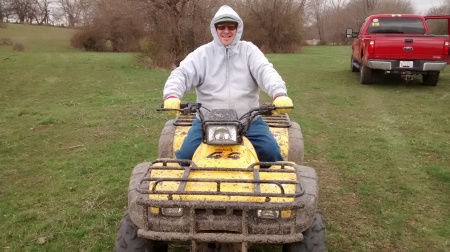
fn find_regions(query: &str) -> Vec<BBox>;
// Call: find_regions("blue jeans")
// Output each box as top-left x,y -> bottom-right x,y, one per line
175,117 -> 283,162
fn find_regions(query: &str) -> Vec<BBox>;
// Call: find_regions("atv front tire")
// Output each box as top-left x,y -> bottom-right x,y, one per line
114,210 -> 168,252
282,212 -> 327,252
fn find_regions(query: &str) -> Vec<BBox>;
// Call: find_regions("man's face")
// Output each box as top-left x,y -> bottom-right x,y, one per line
215,22 -> 237,46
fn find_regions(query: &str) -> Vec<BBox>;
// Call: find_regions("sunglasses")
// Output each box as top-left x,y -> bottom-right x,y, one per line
216,25 -> 237,31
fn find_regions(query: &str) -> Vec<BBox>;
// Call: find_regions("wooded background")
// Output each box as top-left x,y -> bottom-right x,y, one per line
1,0 -> 449,68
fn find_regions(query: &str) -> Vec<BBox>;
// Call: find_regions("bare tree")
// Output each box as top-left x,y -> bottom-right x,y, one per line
372,0 -> 413,14
425,0 -> 450,35
0,0 -> 5,22
139,0 -> 220,67
0,0 -> 15,23
326,0 -> 351,44
344,0 -> 382,28
32,0 -> 51,24
426,0 -> 450,16
307,0 -> 328,44
7,0 -> 34,23
58,0 -> 91,27
304,0 -> 416,45
242,0 -> 306,52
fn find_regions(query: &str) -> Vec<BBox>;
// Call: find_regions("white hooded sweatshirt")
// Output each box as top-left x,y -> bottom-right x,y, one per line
163,5 -> 288,118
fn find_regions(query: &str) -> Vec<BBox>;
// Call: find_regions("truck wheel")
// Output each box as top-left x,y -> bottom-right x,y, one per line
360,64 -> 372,84
350,56 -> 358,72
114,211 -> 168,252
422,72 -> 439,86
282,212 -> 327,252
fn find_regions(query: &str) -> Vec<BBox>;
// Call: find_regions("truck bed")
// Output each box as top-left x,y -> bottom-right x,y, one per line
368,34 -> 449,60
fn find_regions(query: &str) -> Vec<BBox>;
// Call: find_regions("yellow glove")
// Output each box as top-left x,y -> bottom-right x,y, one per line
163,97 -> 181,115
273,96 -> 293,114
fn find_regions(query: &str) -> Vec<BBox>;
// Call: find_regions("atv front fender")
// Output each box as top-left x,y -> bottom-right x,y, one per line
128,162 -> 151,229
295,165 -> 319,232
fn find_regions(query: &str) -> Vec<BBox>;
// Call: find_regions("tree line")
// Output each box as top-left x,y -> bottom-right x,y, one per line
0,0 -> 92,26
1,0 -> 449,68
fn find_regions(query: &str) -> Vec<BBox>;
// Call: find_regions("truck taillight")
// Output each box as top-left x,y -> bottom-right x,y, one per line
444,41 -> 449,55
369,41 -> 375,54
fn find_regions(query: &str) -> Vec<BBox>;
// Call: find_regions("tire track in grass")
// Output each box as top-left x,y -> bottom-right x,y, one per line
304,85 -> 448,251
306,139 -> 384,251
353,87 -> 449,251
301,87 -> 387,251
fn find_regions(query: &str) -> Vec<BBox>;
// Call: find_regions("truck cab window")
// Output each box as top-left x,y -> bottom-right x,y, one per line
367,17 -> 425,34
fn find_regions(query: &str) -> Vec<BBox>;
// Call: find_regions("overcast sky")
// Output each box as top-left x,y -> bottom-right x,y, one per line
410,0 -> 446,14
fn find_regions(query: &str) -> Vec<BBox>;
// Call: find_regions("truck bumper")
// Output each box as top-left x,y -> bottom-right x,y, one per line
367,60 -> 447,72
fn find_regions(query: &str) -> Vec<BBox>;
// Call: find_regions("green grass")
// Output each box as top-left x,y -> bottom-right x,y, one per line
1,23 -> 450,251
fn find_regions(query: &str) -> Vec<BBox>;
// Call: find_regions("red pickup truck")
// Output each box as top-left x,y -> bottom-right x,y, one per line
346,14 -> 450,86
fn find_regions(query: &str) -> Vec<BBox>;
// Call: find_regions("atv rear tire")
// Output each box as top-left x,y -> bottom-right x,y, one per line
288,122 -> 304,165
158,119 -> 176,158
114,210 -> 168,252
282,212 -> 327,252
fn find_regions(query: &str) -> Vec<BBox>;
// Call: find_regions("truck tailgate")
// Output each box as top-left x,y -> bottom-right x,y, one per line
371,35 -> 448,60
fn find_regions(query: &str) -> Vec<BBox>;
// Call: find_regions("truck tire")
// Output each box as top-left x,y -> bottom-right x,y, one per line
158,120 -> 176,158
282,212 -> 327,252
350,56 -> 358,72
360,63 -> 373,84
114,210 -> 168,252
422,72 -> 439,86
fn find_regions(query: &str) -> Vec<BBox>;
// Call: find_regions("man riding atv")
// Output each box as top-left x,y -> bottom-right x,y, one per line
163,4 -> 294,164
113,5 -> 327,252
114,102 -> 327,252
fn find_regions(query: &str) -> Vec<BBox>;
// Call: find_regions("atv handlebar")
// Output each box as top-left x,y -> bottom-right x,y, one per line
158,102 -> 293,128
158,102 -> 293,135
157,102 -> 203,115
158,102 -> 293,117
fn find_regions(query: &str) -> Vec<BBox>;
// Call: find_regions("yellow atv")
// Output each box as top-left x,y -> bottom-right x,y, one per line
114,102 -> 327,252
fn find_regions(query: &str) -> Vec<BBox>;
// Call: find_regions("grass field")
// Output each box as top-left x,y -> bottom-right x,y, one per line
1,23 -> 449,251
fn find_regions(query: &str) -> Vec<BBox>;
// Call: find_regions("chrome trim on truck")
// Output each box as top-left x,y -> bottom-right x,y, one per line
423,62 -> 447,71
368,61 -> 392,70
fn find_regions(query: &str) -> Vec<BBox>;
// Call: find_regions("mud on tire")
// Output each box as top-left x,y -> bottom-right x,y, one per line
288,122 -> 304,165
282,212 -> 327,252
158,119 -> 176,158
114,210 -> 168,252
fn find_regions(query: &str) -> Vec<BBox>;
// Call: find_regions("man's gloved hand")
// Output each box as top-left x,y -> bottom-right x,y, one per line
273,95 -> 293,114
163,96 -> 181,115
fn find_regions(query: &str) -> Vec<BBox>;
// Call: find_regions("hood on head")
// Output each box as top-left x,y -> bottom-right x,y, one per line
210,5 -> 243,47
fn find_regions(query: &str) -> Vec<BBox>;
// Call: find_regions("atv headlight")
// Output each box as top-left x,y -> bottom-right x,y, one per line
257,209 -> 280,219
161,208 -> 184,217
206,125 -> 238,145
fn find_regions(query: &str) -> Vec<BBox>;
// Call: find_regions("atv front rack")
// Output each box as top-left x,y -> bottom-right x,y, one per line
136,159 -> 305,201
134,159 -> 318,250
